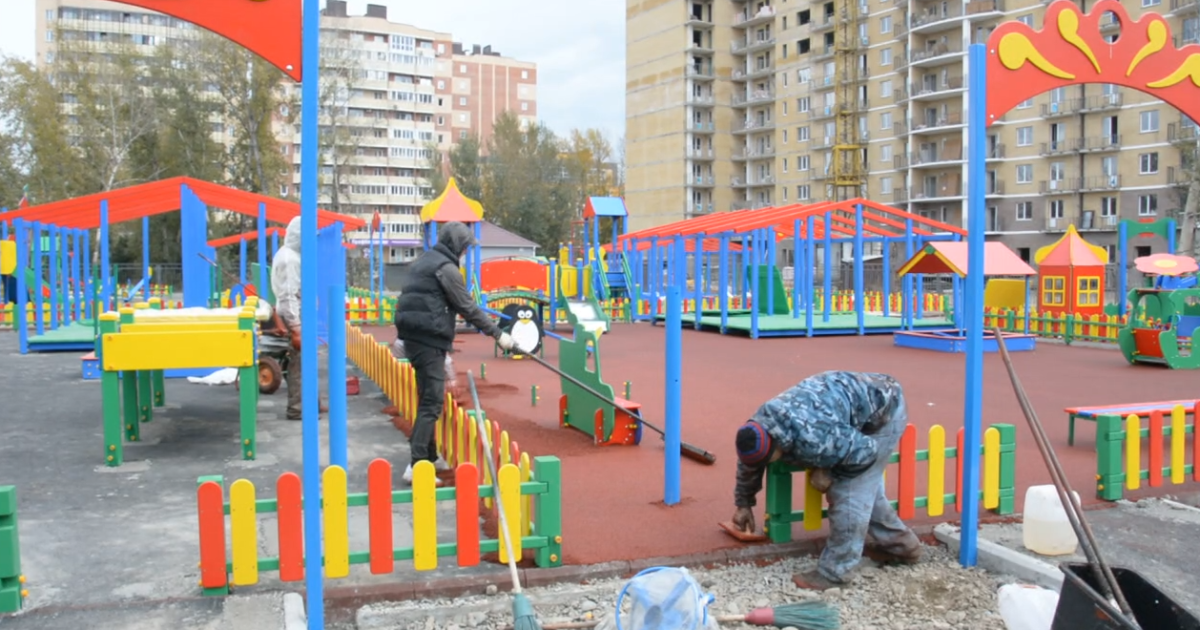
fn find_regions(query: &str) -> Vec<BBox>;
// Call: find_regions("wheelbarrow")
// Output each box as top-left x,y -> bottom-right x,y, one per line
236,306 -> 292,395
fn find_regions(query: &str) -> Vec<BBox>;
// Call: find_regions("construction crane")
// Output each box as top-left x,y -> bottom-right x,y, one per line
831,0 -> 866,201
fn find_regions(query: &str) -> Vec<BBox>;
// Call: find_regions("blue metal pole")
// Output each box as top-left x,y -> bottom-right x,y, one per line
792,219 -> 801,320
548,258 -> 557,328
143,215 -> 151,301
1118,222 -> 1128,317
83,228 -> 91,320
300,0 -> 324,625
882,237 -> 892,318
258,203 -> 267,295
692,234 -> 703,329
71,230 -> 81,322
32,223 -> 44,336
368,221 -> 375,297
15,219 -> 27,354
719,233 -> 729,332
1167,218 -> 1177,253
750,229 -> 760,338
767,229 -> 776,316
959,43 -> 988,568
48,225 -> 58,330
100,202 -> 111,314
805,215 -> 815,336
854,204 -> 865,335
59,227 -> 69,324
664,282 -> 682,506
1023,276 -> 1031,333
239,237 -> 248,291
329,283 -> 347,469
822,213 -> 832,322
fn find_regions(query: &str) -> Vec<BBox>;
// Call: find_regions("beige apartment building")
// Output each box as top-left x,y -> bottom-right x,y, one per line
626,0 -> 1198,267
34,0 -> 537,262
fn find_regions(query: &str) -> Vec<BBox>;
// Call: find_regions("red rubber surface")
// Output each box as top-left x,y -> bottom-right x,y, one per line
362,325 -> 1199,566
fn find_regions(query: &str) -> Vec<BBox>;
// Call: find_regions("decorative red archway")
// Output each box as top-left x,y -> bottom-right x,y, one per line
986,0 -> 1200,125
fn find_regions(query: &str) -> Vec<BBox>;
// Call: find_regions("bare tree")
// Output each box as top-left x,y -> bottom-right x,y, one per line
316,33 -> 364,215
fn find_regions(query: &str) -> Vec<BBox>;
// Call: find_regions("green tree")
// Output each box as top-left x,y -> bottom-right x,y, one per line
482,111 -> 573,253
423,133 -> 484,202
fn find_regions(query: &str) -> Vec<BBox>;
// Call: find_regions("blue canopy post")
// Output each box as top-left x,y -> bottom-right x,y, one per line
719,233 -> 730,333
792,218 -> 802,320
692,233 -> 703,329
72,230 -> 82,322
59,226 -> 70,324
882,235 -> 892,319
822,211 -> 833,323
766,227 -> 777,317
258,202 -> 268,296
14,219 -> 28,353
143,215 -> 152,302
48,225 -> 59,330
805,215 -> 816,336
32,222 -> 44,336
82,227 -> 91,320
853,203 -> 865,336
903,218 -> 915,330
750,228 -> 761,339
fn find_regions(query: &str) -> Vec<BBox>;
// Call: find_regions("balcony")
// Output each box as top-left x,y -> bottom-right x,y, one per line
909,4 -> 964,34
688,39 -> 715,55
732,146 -> 777,160
734,5 -> 776,28
687,147 -> 715,160
731,175 -> 776,187
1041,99 -> 1081,118
1039,178 -> 1080,194
909,148 -> 964,167
910,111 -> 965,134
910,44 -> 966,68
733,89 -> 775,107
1044,216 -> 1069,232
812,13 -> 836,33
734,63 -> 776,80
685,12 -> 713,28
690,121 -> 715,133
910,182 -> 964,201
966,0 -> 1005,19
689,175 -> 716,187
1176,32 -> 1200,47
1168,121 -> 1199,142
814,135 -> 836,149
687,203 -> 715,216
815,68 -> 870,90
1039,138 -> 1082,156
734,119 -> 775,134
1080,174 -> 1122,191
1080,92 -> 1123,112
987,180 -> 1006,195
687,93 -> 716,107
894,87 -> 910,102
892,189 -> 909,203
686,65 -> 715,79
1077,211 -> 1120,231
732,36 -> 776,54
909,75 -> 965,100
986,143 -> 1006,160
1100,13 -> 1120,33
813,45 -> 836,63
1171,0 -> 1200,13
1080,135 -> 1121,152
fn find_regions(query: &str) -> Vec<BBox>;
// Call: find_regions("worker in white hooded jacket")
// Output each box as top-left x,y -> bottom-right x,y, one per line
271,217 -> 327,420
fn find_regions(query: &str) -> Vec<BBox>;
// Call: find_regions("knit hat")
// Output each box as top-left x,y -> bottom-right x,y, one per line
736,421 -> 773,466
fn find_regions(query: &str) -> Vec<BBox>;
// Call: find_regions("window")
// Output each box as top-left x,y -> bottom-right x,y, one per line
1017,98 -> 1033,109
881,112 -> 892,130
881,48 -> 892,66
798,68 -> 811,83
1042,276 -> 1065,307
783,129 -> 789,143
1138,194 -> 1158,216
1140,110 -> 1159,133
880,16 -> 892,33
459,64 -> 467,72
1017,127 -> 1033,146
436,80 -> 445,90
797,185 -> 811,200
1143,0 -> 1161,6
1016,201 -> 1033,221
1016,164 -> 1033,183
459,96 -> 467,106
881,176 -> 893,194
783,44 -> 788,58
881,144 -> 892,163
1077,277 -> 1101,307
783,158 -> 789,172
798,155 -> 810,170
1018,15 -> 1034,26
1139,152 -> 1159,174
881,80 -> 892,97
1101,197 -> 1117,218
783,101 -> 789,115
1049,199 -> 1064,219
521,102 -> 528,111
437,43 -> 445,54
798,126 -> 810,141
521,70 -> 528,79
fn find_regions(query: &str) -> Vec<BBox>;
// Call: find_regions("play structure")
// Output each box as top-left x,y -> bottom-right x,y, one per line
1036,226 -> 1108,319
97,299 -> 271,467
419,177 -> 485,289
1117,252 -> 1200,369
892,242 -> 1038,353
615,198 -> 963,338
557,320 -> 644,447
0,486 -> 25,614
0,177 -> 363,356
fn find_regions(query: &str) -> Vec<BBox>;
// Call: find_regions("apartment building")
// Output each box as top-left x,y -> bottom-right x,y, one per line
34,0 -> 538,263
626,0 -> 1197,265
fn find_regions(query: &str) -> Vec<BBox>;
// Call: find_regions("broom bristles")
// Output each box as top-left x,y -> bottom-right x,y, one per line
511,593 -> 543,630
773,600 -> 840,630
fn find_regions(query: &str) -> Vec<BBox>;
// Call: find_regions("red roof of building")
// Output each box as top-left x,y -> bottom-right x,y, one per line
897,242 -> 1037,277
0,177 -> 366,231
1033,225 -> 1108,267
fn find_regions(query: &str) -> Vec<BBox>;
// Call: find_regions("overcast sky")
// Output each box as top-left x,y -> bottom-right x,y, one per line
0,0 -> 625,141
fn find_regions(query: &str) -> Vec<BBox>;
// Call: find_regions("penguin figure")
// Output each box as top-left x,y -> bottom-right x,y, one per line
501,302 -> 543,355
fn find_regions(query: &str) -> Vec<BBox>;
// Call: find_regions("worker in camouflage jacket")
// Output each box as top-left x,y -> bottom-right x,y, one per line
731,371 -> 922,590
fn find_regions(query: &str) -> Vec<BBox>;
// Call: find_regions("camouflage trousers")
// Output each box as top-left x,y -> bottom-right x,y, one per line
818,395 -> 919,582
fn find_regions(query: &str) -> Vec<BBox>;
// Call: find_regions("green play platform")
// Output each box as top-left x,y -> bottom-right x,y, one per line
656,311 -> 951,337
26,320 -> 97,352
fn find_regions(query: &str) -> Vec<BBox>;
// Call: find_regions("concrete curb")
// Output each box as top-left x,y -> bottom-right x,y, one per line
283,592 -> 306,630
321,538 -> 822,611
933,523 -> 1064,591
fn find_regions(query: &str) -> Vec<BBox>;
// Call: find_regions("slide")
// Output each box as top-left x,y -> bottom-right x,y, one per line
23,268 -> 52,299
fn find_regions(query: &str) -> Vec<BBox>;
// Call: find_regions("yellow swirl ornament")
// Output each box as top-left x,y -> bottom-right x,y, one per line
1057,8 -> 1100,74
1128,19 -> 1168,77
997,32 -> 1075,79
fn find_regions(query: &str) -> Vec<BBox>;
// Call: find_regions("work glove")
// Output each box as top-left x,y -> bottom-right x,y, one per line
731,506 -> 755,534
498,332 -> 517,351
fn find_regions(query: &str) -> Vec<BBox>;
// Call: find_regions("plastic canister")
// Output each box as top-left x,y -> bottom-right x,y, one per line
1022,485 -> 1079,556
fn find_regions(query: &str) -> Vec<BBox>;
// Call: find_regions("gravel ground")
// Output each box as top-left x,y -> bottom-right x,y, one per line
355,544 -> 1014,629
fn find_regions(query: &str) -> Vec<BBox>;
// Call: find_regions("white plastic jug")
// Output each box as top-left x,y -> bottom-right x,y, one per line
1022,485 -> 1079,556
998,583 -> 1059,630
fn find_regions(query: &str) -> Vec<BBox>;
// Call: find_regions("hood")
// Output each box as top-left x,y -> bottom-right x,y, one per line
436,221 -> 475,259
283,217 -> 301,252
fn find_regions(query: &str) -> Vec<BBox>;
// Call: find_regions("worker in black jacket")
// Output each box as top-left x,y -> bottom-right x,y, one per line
394,221 -> 516,484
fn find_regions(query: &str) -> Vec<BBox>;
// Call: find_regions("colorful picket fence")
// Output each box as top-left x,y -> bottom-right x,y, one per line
635,291 -> 948,318
1095,403 -> 1199,501
195,457 -> 563,595
762,423 -> 1016,543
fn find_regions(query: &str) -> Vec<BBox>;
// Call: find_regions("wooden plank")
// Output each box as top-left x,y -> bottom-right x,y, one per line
412,461 -> 438,571
367,459 -> 394,575
897,423 -> 917,520
197,481 -> 227,589
323,466 -> 350,579
229,479 -> 258,586
456,464 -> 481,567
276,473 -> 304,582
927,425 -> 946,517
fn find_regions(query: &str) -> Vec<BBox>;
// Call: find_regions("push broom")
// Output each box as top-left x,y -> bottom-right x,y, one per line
467,369 -> 542,630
